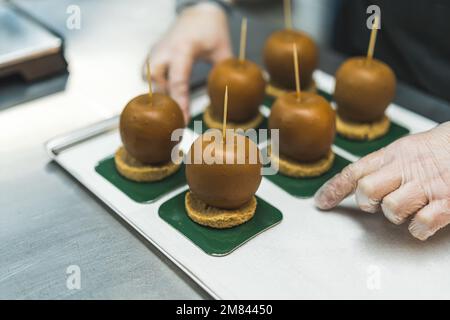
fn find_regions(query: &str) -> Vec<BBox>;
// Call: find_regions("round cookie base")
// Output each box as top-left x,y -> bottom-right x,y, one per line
203,105 -> 264,131
271,149 -> 335,178
185,191 -> 256,229
336,114 -> 390,141
266,80 -> 317,98
114,146 -> 181,182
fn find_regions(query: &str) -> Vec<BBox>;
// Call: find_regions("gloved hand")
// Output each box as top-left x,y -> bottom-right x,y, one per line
146,3 -> 232,123
315,122 -> 450,241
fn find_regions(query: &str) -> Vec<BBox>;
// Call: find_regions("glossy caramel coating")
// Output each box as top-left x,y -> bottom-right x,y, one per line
120,93 -> 185,165
186,133 -> 262,209
208,58 -> 266,122
269,92 -> 335,163
263,29 -> 318,89
334,57 -> 396,123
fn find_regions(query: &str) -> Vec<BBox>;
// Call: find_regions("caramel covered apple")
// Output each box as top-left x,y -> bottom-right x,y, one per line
334,57 -> 396,123
186,132 -> 262,209
185,85 -> 262,229
269,92 -> 335,163
333,16 -> 396,140
115,92 -> 185,182
264,29 -> 318,93
120,93 -> 184,164
204,18 -> 265,130
207,58 -> 265,124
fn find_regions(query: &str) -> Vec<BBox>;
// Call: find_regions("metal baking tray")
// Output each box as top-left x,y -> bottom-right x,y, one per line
46,71 -> 444,299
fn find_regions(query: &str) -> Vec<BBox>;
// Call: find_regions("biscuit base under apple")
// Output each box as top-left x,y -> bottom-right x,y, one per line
185,191 -> 256,229
114,147 -> 181,182
203,105 -> 264,131
265,79 -> 317,98
270,148 -> 335,178
336,114 -> 390,141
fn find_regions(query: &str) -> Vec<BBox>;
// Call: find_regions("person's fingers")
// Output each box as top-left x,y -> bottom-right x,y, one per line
209,44 -> 233,64
149,59 -> 169,93
168,51 -> 193,124
143,45 -> 171,92
314,149 -> 385,210
381,182 -> 428,225
355,165 -> 402,213
409,199 -> 450,240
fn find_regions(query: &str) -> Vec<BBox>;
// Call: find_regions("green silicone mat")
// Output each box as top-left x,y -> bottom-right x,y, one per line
334,123 -> 410,157
263,151 -> 351,198
159,190 -> 283,256
263,96 -> 276,108
262,89 -> 409,157
95,156 -> 186,203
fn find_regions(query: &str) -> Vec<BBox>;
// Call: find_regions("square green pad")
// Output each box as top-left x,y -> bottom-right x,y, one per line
263,149 -> 351,198
95,156 -> 186,203
158,190 -> 283,256
263,90 -> 410,157
333,123 -> 409,157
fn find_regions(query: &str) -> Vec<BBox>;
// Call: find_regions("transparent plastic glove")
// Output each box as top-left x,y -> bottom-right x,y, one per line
145,3 -> 232,123
315,122 -> 450,241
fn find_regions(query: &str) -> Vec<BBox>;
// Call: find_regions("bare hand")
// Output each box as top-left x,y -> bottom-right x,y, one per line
146,3 -> 232,123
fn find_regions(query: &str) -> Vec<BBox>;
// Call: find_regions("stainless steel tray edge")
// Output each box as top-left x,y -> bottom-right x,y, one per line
45,115 -> 119,159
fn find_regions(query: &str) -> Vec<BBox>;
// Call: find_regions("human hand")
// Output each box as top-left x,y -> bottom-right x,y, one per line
315,122 -> 450,241
146,3 -> 232,123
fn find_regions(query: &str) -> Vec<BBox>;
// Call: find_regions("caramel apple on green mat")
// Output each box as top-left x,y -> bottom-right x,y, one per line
269,92 -> 335,163
185,86 -> 262,229
207,58 -> 265,124
115,61 -> 185,182
333,16 -> 396,141
205,18 -> 265,130
333,57 -> 396,141
120,93 -> 184,165
268,44 -> 335,178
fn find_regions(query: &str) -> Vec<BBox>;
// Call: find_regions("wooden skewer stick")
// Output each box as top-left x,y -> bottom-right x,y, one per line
293,43 -> 301,101
284,0 -> 292,30
367,15 -> 380,61
239,17 -> 248,62
146,58 -> 153,101
222,86 -> 228,140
